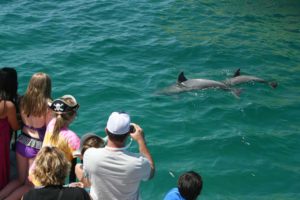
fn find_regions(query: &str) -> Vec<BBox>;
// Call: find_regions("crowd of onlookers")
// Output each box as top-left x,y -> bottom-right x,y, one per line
0,68 -> 203,200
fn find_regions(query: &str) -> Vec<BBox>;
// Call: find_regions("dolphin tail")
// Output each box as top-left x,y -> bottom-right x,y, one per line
269,81 -> 278,88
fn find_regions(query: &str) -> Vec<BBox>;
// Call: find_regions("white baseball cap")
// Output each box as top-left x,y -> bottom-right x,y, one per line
106,112 -> 131,135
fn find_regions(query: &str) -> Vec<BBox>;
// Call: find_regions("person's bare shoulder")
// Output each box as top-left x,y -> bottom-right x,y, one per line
6,101 -> 17,111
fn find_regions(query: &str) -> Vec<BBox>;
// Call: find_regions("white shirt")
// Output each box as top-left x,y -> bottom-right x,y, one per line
83,147 -> 151,200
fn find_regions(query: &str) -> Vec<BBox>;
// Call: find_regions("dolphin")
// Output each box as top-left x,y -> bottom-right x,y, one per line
224,68 -> 277,88
159,72 -> 241,97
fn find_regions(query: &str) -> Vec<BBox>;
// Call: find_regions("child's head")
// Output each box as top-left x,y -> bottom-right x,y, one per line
27,72 -> 52,98
80,133 -> 105,156
178,171 -> 203,200
49,94 -> 79,143
50,94 -> 79,116
0,67 -> 18,101
21,72 -> 52,116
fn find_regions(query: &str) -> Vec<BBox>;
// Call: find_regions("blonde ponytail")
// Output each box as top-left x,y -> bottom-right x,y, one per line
49,95 -> 78,144
51,114 -> 64,143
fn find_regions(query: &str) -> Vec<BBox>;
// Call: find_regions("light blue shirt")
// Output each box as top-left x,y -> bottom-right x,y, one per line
164,188 -> 185,200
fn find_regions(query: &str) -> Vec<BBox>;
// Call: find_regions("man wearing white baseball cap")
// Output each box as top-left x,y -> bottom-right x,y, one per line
83,112 -> 155,200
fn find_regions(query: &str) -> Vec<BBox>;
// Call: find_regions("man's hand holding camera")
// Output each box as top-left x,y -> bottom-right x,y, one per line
129,123 -> 155,179
130,123 -> 145,144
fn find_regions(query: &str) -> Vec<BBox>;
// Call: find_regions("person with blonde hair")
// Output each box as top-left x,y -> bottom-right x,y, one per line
43,94 -> 80,161
23,146 -> 90,200
0,72 -> 52,200
42,94 -> 81,184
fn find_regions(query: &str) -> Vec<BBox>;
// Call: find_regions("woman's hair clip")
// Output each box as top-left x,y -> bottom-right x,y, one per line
49,99 -> 79,113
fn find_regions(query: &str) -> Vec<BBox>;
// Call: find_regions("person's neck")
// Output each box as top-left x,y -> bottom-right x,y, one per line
106,140 -> 125,149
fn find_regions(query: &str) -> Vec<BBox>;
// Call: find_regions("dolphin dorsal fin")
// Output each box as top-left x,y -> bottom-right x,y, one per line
178,72 -> 187,83
233,68 -> 241,77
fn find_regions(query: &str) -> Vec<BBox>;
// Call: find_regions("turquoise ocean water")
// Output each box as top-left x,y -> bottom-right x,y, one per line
1,0 -> 300,199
